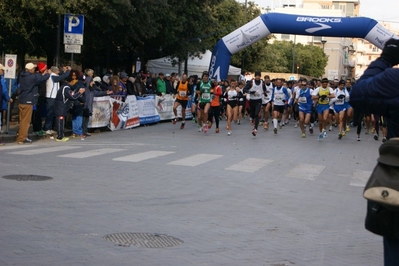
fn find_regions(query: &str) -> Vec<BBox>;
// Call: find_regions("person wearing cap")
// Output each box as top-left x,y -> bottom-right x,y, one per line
31,62 -> 48,136
164,74 -> 174,95
243,71 -> 267,136
196,71 -> 213,133
312,77 -> 335,141
331,80 -> 350,139
156,73 -> 166,96
16,62 -> 50,144
42,65 -> 71,137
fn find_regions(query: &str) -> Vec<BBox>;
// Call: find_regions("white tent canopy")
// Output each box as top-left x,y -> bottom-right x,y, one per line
146,50 -> 241,78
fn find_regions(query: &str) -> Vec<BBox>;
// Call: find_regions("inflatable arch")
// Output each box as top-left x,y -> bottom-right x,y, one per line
209,12 -> 399,81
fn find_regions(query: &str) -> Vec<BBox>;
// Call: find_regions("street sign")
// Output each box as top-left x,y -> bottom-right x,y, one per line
4,54 -> 17,79
64,14 -> 84,45
65,44 -> 81,54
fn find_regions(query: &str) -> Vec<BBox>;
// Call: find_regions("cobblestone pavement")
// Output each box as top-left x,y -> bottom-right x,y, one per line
0,117 -> 384,266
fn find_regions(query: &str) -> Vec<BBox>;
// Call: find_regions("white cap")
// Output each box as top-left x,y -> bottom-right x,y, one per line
0,64 -> 5,70
25,62 -> 37,70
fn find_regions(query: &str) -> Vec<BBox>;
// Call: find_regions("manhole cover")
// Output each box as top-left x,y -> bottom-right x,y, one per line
103,233 -> 183,248
1,175 -> 53,181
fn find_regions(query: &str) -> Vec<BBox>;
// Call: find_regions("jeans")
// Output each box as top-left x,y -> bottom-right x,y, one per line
43,98 -> 55,131
72,115 -> 83,135
384,237 -> 399,266
17,104 -> 33,142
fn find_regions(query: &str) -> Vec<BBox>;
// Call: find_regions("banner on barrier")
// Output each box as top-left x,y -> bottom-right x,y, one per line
137,95 -> 160,124
156,94 -> 175,120
109,97 -> 128,131
89,96 -> 111,128
124,95 -> 140,129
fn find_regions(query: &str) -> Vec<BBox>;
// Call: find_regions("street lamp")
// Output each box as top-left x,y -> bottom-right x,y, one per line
321,39 -> 327,51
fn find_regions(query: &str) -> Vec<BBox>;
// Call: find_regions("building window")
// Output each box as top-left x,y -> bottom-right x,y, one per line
369,55 -> 372,60
321,4 -> 329,9
313,36 -> 322,42
372,46 -> 379,52
281,34 -> 290,40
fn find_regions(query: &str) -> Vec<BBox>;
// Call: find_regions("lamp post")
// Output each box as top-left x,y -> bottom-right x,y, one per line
321,39 -> 327,51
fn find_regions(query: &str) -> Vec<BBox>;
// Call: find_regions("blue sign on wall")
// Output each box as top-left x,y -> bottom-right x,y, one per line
64,14 -> 84,35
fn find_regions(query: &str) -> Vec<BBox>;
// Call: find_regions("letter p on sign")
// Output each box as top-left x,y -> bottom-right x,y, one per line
64,14 -> 84,35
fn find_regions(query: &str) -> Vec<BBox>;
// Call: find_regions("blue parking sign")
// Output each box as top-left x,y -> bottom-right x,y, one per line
64,14 -> 84,34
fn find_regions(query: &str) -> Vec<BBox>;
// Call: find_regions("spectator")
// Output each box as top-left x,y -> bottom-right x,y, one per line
165,74 -> 174,94
31,62 -> 48,136
54,81 -> 85,142
109,75 -> 126,96
42,65 -> 71,137
350,37 -> 399,266
70,81 -> 86,140
101,75 -> 110,91
156,73 -> 166,95
0,64 -> 12,136
127,75 -> 139,96
17,62 -> 50,144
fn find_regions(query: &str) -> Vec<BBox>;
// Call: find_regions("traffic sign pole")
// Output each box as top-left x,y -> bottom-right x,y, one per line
4,54 -> 17,134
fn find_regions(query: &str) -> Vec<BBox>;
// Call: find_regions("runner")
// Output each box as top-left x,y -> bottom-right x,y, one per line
237,80 -> 246,125
262,75 -> 274,130
295,79 -> 313,138
208,79 -> 223,133
373,114 -> 387,142
332,80 -> 350,139
312,78 -> 335,141
224,79 -> 241,136
196,71 -> 213,133
243,71 -> 266,136
172,73 -> 191,129
270,78 -> 290,135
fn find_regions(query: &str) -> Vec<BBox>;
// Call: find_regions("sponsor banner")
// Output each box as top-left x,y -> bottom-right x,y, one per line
156,94 -> 175,120
109,97 -> 128,131
89,96 -> 111,128
137,95 -> 160,124
124,95 -> 140,129
222,16 -> 271,54
365,23 -> 397,49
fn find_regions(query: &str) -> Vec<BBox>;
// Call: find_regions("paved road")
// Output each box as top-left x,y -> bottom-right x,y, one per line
0,117 -> 385,266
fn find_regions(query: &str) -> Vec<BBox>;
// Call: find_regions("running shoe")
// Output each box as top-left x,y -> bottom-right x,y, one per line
323,130 -> 328,138
264,122 -> 269,130
18,139 -> 32,145
203,124 -> 208,134
374,134 -> 379,141
198,127 -> 203,132
318,133 -> 323,141
365,130 -> 369,135
371,128 -> 375,134
294,123 -> 298,128
180,122 -> 185,129
309,127 -> 314,134
79,135 -> 86,140
207,120 -> 213,129
357,136 -> 361,141
273,128 -> 277,134
227,131 -> 232,136
237,119 -> 241,125
172,118 -> 177,125
252,128 -> 257,136
342,131 -> 346,136
338,132 -> 343,140
382,137 -> 387,143
215,128 -> 219,133
329,125 -> 332,131
34,130 -> 46,136
45,130 -> 54,135
56,137 -> 69,142
301,133 -> 306,138
279,123 -> 282,129
346,125 -> 350,132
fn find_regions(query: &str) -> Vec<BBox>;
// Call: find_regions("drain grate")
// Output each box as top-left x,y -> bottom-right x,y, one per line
103,233 -> 183,248
1,175 -> 53,181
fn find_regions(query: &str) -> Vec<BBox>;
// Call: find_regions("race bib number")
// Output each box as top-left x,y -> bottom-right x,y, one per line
179,91 -> 187,97
275,95 -> 282,100
335,99 -> 344,105
298,97 -> 307,104
264,97 -> 270,101
202,93 -> 210,100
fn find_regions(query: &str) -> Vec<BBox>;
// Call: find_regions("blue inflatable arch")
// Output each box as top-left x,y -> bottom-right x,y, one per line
209,12 -> 399,81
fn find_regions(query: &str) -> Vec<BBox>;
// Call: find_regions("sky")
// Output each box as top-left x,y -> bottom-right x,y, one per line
239,0 -> 399,23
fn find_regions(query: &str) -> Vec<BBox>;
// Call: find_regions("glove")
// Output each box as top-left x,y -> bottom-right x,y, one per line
320,95 -> 327,100
249,91 -> 256,95
380,38 -> 399,66
337,94 -> 345,99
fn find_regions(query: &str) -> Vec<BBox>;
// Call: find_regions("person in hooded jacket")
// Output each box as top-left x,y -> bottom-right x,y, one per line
54,81 -> 85,142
